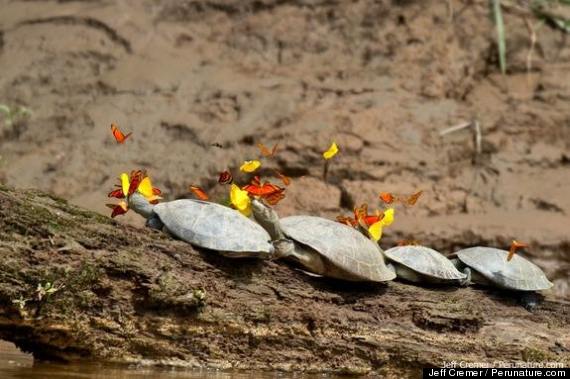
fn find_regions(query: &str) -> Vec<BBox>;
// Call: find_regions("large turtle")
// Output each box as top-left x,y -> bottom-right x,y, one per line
451,246 -> 553,309
251,200 -> 395,282
384,245 -> 468,285
128,192 -> 274,258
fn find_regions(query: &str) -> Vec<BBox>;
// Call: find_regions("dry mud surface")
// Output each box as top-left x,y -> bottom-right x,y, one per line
0,1 -> 568,293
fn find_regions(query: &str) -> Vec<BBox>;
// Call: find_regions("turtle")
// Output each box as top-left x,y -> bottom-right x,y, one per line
383,245 -> 468,285
128,192 -> 274,258
451,246 -> 553,308
251,199 -> 396,282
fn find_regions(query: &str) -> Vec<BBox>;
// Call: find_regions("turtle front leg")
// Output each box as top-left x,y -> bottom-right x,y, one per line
519,292 -> 541,311
272,238 -> 296,260
460,267 -> 472,286
145,215 -> 164,230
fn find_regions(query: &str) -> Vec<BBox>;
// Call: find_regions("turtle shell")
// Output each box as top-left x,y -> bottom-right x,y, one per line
154,199 -> 273,254
384,245 -> 466,280
280,216 -> 396,282
456,247 -> 552,291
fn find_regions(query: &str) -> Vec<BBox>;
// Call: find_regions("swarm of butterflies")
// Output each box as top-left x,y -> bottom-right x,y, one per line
107,122 -> 433,243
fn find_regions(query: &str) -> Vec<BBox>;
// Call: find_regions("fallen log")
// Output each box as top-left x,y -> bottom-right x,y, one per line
0,185 -> 568,377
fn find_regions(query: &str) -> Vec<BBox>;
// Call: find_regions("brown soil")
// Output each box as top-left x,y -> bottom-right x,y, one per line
0,186 -> 569,378
0,0 -> 569,373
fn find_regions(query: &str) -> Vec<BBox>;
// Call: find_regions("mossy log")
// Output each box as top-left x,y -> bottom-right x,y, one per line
0,186 -> 569,377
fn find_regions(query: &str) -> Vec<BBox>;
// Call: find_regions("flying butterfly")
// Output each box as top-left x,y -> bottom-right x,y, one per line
257,142 -> 279,158
189,185 -> 209,201
111,123 -> 132,144
379,190 -> 423,207
507,240 -> 528,262
273,169 -> 291,186
218,170 -> 233,185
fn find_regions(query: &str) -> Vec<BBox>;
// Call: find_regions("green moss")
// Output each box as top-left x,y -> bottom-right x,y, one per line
522,347 -> 553,362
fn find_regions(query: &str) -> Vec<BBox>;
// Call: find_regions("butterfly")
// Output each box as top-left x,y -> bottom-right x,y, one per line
507,240 -> 527,262
111,123 -> 132,144
189,185 -> 209,200
106,201 -> 128,218
218,170 -> 233,185
242,176 -> 286,205
337,204 -> 383,228
257,142 -> 279,158
379,190 -> 423,206
264,189 -> 286,205
240,160 -> 261,173
273,169 -> 291,186
322,142 -> 339,160
243,176 -> 283,196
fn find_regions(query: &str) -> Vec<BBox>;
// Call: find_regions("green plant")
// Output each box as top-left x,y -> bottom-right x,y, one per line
0,104 -> 32,128
490,0 -> 570,75
35,281 -> 64,301
492,0 -> 507,74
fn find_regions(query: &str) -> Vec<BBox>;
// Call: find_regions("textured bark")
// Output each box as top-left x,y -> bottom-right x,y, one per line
0,186 -> 569,377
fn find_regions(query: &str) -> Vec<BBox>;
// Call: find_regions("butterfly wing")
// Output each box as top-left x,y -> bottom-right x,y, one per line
190,185 -> 209,200
111,123 -> 132,144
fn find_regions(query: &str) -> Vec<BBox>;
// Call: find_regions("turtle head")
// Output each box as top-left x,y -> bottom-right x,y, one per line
251,198 -> 285,240
128,192 -> 155,219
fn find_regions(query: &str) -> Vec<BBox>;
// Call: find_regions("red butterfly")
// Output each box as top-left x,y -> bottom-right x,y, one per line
106,202 -> 128,218
218,170 -> 233,185
111,123 -> 132,144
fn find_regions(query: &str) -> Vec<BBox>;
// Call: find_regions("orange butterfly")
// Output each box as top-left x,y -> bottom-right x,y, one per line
273,169 -> 291,186
507,240 -> 527,262
218,170 -> 233,185
264,189 -> 286,205
337,204 -> 383,228
379,191 -> 423,206
111,123 -> 132,144
189,185 -> 209,201
243,176 -> 283,196
257,142 -> 279,158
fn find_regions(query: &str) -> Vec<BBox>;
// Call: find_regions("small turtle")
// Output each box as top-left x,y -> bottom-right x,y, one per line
129,192 -> 274,258
452,246 -> 553,308
383,245 -> 468,285
251,200 -> 395,282
452,246 -> 553,291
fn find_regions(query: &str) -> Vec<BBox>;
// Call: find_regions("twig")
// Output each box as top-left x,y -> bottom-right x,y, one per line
524,17 -> 537,82
439,120 -> 482,165
447,0 -> 454,23
439,121 -> 472,136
